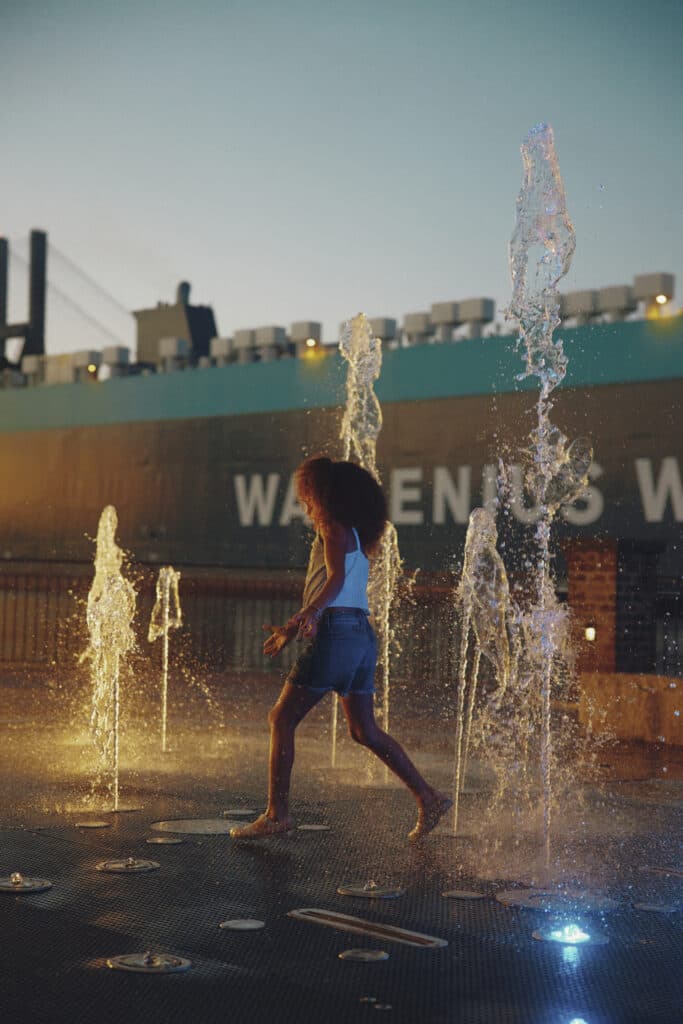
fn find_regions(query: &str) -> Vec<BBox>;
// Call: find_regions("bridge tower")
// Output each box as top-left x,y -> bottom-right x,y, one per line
0,229 -> 47,368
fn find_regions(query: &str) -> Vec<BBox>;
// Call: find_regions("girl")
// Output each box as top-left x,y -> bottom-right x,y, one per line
230,456 -> 451,841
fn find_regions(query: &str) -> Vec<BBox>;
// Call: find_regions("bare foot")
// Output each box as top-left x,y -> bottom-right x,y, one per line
230,813 -> 295,840
408,792 -> 453,842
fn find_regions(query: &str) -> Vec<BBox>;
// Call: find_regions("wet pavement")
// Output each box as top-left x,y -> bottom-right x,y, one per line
0,673 -> 681,1023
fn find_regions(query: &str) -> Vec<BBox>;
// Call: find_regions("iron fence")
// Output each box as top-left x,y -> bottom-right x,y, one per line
0,566 -> 456,698
1,565 -> 679,691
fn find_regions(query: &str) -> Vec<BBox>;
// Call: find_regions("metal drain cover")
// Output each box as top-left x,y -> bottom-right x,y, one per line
219,919 -> 265,931
289,908 -> 447,948
146,836 -> 183,845
496,888 -> 618,912
496,888 -> 558,908
633,902 -> 679,913
96,858 -> 160,873
298,824 -> 331,832
222,808 -> 256,817
106,952 -> 191,973
0,874 -> 53,893
639,865 -> 683,879
75,821 -> 111,829
338,882 -> 405,899
442,890 -> 486,900
150,818 -> 242,834
339,949 -> 389,961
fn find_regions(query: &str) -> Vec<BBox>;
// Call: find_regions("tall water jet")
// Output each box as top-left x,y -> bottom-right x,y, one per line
148,566 -> 182,753
335,313 -> 405,774
339,313 -> 382,481
83,506 -> 136,810
505,123 -> 590,862
451,507 -> 517,834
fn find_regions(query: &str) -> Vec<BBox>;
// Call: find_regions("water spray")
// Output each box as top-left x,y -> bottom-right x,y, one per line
449,126 -> 593,859
82,506 -> 136,811
451,507 -> 516,834
336,313 -> 405,776
505,123 -> 591,862
148,566 -> 182,752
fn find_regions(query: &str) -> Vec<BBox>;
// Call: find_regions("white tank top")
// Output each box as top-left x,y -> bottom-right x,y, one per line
328,527 -> 369,612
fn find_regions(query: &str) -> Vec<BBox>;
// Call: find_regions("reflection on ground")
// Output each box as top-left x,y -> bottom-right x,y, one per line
0,670 -> 681,1023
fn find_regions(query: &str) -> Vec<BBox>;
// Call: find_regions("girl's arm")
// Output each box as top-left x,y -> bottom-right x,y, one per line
290,521 -> 347,638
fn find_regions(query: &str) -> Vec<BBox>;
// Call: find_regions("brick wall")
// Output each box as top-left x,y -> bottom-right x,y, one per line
579,671 -> 682,745
564,539 -> 618,673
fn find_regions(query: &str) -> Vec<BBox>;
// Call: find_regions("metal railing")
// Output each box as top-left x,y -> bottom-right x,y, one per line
1,564 -> 679,690
0,566 -> 455,692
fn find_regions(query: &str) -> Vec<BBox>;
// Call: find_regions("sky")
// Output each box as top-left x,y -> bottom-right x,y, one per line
1,0 -> 682,356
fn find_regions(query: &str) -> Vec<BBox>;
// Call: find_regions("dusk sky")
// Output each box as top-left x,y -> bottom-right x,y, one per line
2,0 -> 681,356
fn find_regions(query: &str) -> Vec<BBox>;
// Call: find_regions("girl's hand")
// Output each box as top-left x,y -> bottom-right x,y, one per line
262,623 -> 295,658
289,605 -> 322,641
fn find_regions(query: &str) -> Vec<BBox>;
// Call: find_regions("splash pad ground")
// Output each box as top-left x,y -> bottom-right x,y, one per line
1,670 -> 681,1024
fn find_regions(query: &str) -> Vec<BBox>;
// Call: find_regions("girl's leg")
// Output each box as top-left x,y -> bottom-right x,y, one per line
231,682 -> 325,839
341,693 -> 451,839
266,682 -> 326,820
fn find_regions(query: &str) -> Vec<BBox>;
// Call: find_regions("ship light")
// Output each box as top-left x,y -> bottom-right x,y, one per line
305,337 -> 317,349
584,625 -> 596,642
655,294 -> 668,305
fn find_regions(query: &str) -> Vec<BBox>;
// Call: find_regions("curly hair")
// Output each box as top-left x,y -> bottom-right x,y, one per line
295,456 -> 388,554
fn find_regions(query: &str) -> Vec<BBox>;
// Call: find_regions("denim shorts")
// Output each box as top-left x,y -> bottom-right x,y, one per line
286,609 -> 376,697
